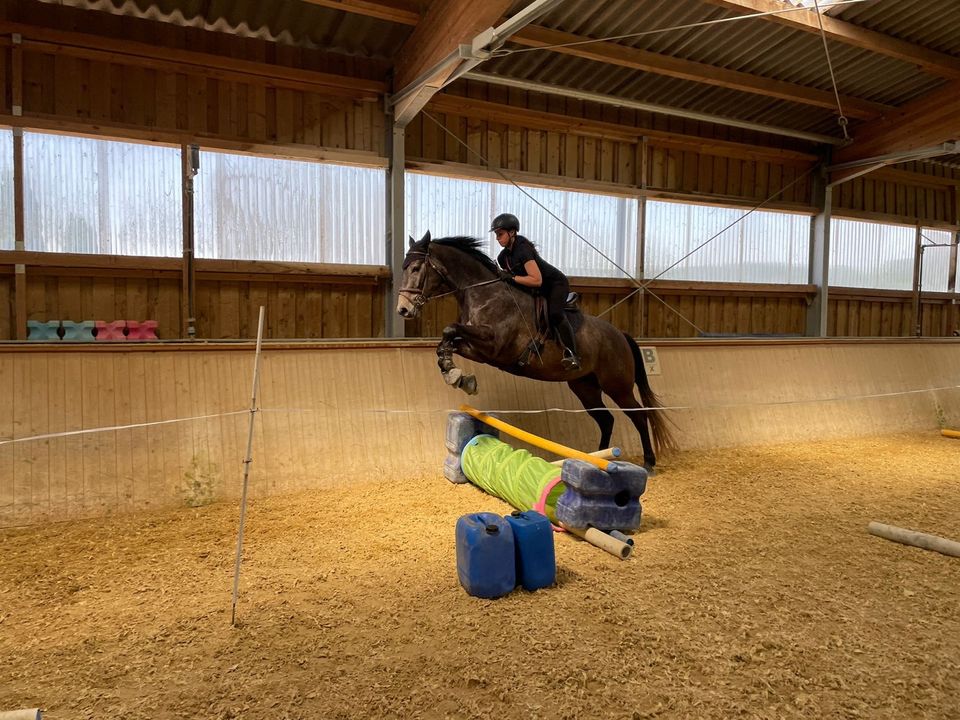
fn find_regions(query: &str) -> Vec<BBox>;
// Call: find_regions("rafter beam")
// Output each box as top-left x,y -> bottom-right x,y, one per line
312,0 -> 891,119
392,0 -> 513,113
301,0 -> 419,25
511,25 -> 888,120
701,0 -> 960,80
834,80 -> 960,165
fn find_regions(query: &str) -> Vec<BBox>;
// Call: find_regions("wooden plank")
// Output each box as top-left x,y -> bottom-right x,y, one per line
426,95 -> 818,164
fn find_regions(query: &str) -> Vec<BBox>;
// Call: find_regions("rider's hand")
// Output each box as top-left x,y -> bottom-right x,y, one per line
498,268 -> 514,282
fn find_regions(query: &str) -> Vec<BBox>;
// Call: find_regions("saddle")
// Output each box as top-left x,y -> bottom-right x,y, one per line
516,292 -> 582,368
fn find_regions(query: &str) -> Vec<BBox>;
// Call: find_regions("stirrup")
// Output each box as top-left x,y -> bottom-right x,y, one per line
561,353 -> 581,371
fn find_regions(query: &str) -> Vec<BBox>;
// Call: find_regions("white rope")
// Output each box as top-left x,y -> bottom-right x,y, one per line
812,0 -> 851,140
259,382 -> 960,415
2,381 -> 955,449
422,111 -> 703,333
0,410 -> 250,447
490,0 -> 872,58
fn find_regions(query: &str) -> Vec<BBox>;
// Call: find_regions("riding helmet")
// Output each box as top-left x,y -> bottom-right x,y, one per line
490,213 -> 520,233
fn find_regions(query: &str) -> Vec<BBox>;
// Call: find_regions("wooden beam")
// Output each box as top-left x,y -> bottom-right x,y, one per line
300,0 -> 891,118
701,0 -> 960,80
393,0 -> 512,92
391,0 -> 514,124
406,159 -> 818,213
0,21 -> 385,98
0,250 -> 391,279
867,167 -> 960,190
510,25 -> 888,120
0,113 -> 389,167
832,207 -> 958,231
301,0 -> 419,25
426,94 -> 819,164
834,80 -> 960,164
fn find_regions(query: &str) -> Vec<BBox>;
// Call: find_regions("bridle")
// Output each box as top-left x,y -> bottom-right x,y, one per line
399,246 -> 500,311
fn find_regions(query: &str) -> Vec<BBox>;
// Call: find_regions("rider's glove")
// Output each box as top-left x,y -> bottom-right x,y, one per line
498,268 -> 514,282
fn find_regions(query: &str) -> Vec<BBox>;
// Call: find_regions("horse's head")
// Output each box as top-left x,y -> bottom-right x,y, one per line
397,231 -> 450,319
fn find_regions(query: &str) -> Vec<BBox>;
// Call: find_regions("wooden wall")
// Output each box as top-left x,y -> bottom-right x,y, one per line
0,253 -> 389,340
833,167 -> 959,227
828,287 -> 959,338
405,278 -> 959,338
0,0 -> 957,343
3,339 -> 958,528
411,81 -> 817,210
0,1 -> 388,157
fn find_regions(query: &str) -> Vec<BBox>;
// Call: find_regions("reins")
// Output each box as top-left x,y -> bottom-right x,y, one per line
399,249 -> 502,308
401,246 -> 543,366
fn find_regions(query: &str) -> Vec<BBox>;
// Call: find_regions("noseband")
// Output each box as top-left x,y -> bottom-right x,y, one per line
398,249 -> 456,311
399,247 -> 503,311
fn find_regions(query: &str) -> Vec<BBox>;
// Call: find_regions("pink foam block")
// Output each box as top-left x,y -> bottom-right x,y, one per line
94,320 -> 127,341
126,320 -> 159,341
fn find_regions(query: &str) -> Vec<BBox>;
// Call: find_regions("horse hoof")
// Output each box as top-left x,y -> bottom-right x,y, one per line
460,375 -> 478,395
643,464 -> 657,477
443,368 -> 463,386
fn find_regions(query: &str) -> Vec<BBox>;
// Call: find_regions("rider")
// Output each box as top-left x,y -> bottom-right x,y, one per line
491,213 -> 581,371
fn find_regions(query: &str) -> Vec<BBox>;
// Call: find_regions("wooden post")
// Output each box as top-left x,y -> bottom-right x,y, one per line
181,144 -> 198,339
807,155 -> 831,338
12,35 -> 26,340
12,128 -> 26,341
385,123 -> 406,338
637,136 -> 648,338
948,187 -> 959,336
910,223 -> 922,337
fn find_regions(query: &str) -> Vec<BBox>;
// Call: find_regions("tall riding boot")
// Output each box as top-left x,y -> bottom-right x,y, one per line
557,317 -> 581,370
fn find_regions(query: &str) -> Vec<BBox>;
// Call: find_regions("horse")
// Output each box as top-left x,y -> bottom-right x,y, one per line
396,232 -> 674,471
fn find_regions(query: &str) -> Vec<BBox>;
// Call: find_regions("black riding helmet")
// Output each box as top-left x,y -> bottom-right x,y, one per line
490,213 -> 520,233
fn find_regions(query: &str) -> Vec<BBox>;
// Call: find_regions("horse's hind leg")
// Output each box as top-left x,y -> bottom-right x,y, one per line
607,386 -> 656,471
568,375 -> 615,451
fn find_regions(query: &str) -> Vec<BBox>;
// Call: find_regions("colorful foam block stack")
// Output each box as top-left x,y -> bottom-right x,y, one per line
445,411 -> 648,534
25,320 -> 159,342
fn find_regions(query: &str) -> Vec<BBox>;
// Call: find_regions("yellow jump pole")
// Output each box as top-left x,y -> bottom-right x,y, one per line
941,429 -> 960,439
460,404 -> 610,471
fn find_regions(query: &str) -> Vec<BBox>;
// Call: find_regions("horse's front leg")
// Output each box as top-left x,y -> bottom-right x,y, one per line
436,323 -> 497,395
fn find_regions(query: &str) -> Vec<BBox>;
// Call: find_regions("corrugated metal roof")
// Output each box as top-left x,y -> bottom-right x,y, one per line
34,0 -> 411,58
830,0 -> 960,56
497,0 -> 950,123
31,0 -> 960,146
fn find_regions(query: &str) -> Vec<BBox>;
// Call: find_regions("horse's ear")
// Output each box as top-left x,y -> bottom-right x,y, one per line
408,235 -> 416,249
421,230 -> 432,244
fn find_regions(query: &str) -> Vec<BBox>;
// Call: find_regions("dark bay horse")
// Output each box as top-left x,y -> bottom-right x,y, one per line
396,232 -> 674,470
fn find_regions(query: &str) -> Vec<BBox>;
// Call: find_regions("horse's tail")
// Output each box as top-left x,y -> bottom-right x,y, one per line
623,333 -> 678,452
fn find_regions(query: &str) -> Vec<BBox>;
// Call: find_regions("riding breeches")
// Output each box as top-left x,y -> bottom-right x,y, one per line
545,280 -> 571,328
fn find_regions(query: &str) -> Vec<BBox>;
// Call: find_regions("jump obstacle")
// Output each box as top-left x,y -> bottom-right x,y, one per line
445,405 -> 649,559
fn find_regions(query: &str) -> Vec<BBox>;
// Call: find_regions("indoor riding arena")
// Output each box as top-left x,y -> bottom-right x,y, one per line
1,1 -> 959,718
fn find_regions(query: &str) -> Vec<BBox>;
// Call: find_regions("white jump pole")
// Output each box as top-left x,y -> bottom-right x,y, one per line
231,306 -> 266,626
0,710 -> 42,720
868,521 -> 960,558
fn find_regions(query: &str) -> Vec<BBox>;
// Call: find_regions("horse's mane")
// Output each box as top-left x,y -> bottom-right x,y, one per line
416,235 -> 500,274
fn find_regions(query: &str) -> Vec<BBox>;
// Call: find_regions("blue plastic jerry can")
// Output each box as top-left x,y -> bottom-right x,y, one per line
505,510 -> 556,591
456,513 -> 516,599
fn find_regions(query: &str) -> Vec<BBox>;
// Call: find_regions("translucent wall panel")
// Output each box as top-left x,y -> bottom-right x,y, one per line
0,129 -> 12,250
407,173 -> 637,278
645,200 -> 810,283
919,228 -> 954,293
23,132 -> 181,256
195,152 -> 385,264
830,219 -> 915,290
